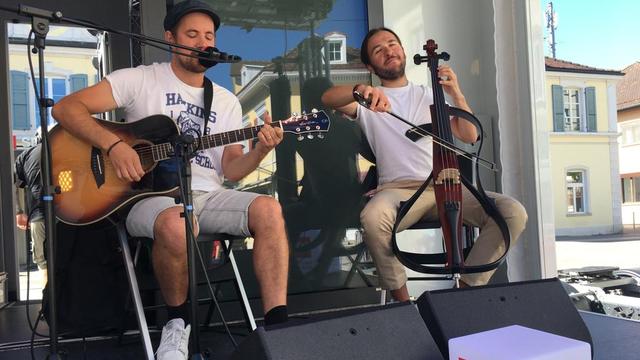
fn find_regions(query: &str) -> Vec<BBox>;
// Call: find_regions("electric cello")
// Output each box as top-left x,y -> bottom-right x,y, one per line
388,39 -> 512,285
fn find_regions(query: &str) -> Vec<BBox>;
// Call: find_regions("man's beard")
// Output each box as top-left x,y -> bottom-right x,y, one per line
372,59 -> 406,80
177,53 -> 206,73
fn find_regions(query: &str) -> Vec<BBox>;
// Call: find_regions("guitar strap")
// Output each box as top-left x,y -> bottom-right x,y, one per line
203,76 -> 213,139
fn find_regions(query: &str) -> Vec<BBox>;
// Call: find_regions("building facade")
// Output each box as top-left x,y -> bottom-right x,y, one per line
545,57 -> 623,236
8,24 -> 99,147
617,62 -> 640,228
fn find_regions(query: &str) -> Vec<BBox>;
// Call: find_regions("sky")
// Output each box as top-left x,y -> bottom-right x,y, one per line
206,0 -> 368,90
540,0 -> 640,71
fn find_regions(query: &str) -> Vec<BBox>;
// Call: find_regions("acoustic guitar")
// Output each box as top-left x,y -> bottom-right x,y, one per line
50,111 -> 330,225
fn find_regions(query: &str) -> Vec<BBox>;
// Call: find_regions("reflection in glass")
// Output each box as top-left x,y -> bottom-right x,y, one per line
205,0 -> 371,295
8,23 -> 100,301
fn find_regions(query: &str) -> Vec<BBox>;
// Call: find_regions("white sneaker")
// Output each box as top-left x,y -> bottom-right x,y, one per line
156,318 -> 191,360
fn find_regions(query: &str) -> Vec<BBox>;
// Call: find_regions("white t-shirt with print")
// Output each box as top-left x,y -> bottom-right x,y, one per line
355,82 -> 434,185
106,62 -> 242,192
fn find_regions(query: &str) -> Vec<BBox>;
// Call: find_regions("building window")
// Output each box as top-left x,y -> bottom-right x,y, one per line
551,85 -> 597,133
621,125 -> 640,145
563,88 -> 581,131
566,170 -> 586,214
621,176 -> 640,203
328,41 -> 342,62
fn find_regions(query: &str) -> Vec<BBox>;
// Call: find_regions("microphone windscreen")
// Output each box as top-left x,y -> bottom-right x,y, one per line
199,47 -> 218,68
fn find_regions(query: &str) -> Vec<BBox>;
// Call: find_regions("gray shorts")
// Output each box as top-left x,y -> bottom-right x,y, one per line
125,189 -> 262,239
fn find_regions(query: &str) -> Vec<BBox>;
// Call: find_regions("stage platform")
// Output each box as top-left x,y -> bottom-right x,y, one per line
0,299 -> 638,359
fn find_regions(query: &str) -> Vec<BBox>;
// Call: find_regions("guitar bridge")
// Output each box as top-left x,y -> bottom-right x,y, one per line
91,146 -> 105,188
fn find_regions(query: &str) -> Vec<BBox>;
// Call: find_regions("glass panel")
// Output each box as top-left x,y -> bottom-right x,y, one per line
567,188 -> 575,213
622,178 -> 632,203
329,41 -> 341,61
563,88 -> 581,131
205,0 -> 371,298
574,186 -> 584,212
8,23 -> 100,300
634,177 -> 640,202
566,171 -> 585,213
633,126 -> 640,142
567,171 -> 583,183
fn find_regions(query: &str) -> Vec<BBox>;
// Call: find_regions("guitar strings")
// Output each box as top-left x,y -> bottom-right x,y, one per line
111,119 -> 317,160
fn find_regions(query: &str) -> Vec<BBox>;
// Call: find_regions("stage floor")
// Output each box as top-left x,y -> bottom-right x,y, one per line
0,301 -> 249,359
1,302 -> 638,359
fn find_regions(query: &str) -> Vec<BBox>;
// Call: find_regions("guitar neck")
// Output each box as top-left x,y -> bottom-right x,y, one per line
152,121 -> 283,161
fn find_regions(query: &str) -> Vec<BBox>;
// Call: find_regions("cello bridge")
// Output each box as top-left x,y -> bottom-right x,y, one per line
435,168 -> 461,185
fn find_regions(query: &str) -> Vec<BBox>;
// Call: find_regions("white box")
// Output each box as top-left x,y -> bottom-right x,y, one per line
448,325 -> 591,360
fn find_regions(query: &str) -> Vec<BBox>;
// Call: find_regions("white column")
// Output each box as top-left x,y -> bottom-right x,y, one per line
493,0 -> 557,279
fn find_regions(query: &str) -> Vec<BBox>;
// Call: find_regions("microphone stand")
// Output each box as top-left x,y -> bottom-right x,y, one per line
171,133 -> 208,359
0,4 -> 66,359
0,4 -> 240,359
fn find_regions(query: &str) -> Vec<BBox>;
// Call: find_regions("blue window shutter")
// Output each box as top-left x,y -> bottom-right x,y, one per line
585,87 -> 597,132
552,85 -> 564,132
10,70 -> 30,130
69,73 -> 88,93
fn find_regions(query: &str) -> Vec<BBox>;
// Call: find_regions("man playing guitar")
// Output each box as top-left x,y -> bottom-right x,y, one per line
52,1 -> 289,358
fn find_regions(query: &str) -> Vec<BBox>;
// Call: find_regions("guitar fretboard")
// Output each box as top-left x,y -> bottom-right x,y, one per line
149,121 -> 284,161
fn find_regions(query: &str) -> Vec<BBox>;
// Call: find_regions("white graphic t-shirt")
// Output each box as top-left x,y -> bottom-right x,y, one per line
106,62 -> 242,192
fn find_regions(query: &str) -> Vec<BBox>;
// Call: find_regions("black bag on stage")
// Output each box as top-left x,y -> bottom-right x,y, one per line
42,221 -> 129,336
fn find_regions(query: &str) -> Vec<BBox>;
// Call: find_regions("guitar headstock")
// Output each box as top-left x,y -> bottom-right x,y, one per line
281,109 -> 331,141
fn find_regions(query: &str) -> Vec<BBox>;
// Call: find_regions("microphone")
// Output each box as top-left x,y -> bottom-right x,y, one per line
198,47 -> 242,68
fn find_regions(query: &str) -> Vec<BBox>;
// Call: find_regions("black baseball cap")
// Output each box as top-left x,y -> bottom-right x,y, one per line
163,0 -> 221,32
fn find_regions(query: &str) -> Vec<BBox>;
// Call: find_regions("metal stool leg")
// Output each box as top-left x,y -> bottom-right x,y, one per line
116,223 -> 154,359
226,240 -> 257,331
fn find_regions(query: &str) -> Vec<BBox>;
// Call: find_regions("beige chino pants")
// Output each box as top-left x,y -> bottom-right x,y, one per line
360,180 -> 528,290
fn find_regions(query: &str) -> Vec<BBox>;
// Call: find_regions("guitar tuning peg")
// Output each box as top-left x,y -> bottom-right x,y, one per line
292,112 -> 298,117
297,135 -> 304,141
311,108 -> 318,113
317,133 -> 324,139
307,134 -> 314,139
302,110 -> 307,115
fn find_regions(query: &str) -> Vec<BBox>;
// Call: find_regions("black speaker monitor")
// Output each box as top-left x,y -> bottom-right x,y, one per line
417,278 -> 593,358
232,302 -> 443,360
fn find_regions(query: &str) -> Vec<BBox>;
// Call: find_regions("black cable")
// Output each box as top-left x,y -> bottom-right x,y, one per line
24,206 -> 49,339
27,31 -> 43,114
